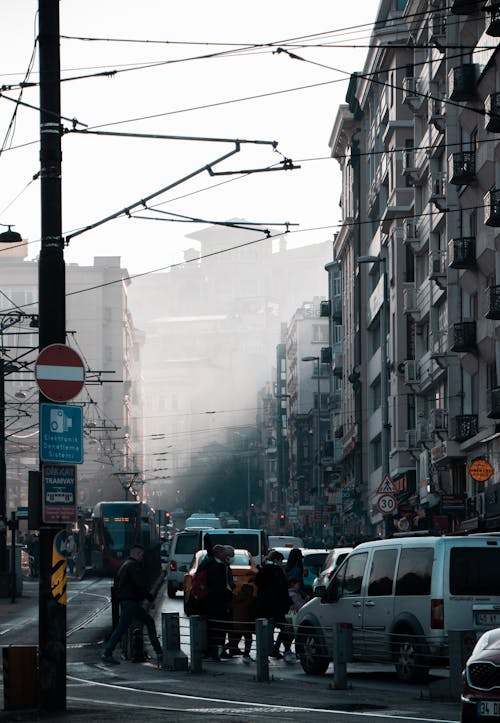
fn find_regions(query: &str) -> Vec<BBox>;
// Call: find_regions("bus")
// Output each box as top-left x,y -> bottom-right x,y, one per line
90,501 -> 161,585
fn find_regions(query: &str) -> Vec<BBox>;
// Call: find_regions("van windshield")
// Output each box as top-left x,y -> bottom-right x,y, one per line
174,533 -> 199,555
450,547 -> 500,595
203,532 -> 260,556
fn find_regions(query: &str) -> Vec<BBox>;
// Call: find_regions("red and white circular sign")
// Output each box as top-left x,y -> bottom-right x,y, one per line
376,493 -> 396,515
35,344 -> 85,402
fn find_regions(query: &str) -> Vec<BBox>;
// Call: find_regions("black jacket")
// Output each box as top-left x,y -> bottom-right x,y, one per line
115,557 -> 153,604
254,562 -> 290,621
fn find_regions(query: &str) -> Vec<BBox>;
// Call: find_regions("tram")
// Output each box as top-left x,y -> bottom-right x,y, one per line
90,501 -> 161,584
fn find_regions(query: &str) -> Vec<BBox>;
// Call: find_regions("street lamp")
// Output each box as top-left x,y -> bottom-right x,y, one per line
302,355 -> 322,528
358,255 -> 391,536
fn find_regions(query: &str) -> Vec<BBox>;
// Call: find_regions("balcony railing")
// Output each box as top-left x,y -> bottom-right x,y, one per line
448,151 -> 476,185
485,188 -> 500,227
448,237 -> 476,269
486,285 -> 500,319
451,321 -> 477,353
485,92 -> 500,132
453,414 -> 479,442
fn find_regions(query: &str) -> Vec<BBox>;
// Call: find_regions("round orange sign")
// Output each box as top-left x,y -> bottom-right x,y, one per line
468,459 -> 494,482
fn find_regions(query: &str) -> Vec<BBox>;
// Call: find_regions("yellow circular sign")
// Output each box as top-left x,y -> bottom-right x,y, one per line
468,459 -> 494,482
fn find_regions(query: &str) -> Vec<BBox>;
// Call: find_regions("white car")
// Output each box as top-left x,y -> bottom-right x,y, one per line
312,547 -> 353,595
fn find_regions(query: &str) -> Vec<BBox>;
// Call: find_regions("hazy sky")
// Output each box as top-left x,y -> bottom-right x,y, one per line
1,1 -> 379,276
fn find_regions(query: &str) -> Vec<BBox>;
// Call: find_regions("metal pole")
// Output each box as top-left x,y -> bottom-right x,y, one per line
380,261 -> 391,538
247,455 -> 251,528
0,360 -> 7,591
316,357 -> 321,504
38,0 -> 67,711
10,511 -> 16,603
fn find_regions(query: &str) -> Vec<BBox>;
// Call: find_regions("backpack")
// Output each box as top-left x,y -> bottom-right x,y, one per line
190,566 -> 210,602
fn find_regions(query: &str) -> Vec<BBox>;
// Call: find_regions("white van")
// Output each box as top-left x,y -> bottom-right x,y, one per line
295,534 -> 500,682
167,530 -> 200,598
185,515 -> 221,529
200,529 -> 269,567
268,535 -> 304,549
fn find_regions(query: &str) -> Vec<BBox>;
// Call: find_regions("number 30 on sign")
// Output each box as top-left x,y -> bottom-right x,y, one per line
377,494 -> 396,514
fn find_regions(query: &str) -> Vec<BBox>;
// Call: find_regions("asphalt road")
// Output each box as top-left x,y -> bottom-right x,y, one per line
0,576 -> 461,723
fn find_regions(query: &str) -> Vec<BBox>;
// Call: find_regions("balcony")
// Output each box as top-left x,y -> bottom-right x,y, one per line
402,77 -> 420,106
484,188 -> 500,227
403,286 -> 418,314
486,285 -> 500,319
334,425 -> 343,439
429,408 -> 448,433
430,12 -> 446,46
448,151 -> 476,185
485,93 -> 500,132
429,96 -> 446,132
450,0 -> 484,13
429,250 -> 447,283
451,321 -> 477,353
403,218 -> 419,246
429,171 -> 446,211
487,8 -> 500,36
405,429 -> 419,450
452,414 -> 479,442
448,237 -> 476,269
448,64 -> 477,102
488,388 -> 500,419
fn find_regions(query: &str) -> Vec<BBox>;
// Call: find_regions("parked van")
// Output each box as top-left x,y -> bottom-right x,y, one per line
200,529 -> 269,567
167,530 -> 200,598
295,534 -> 500,682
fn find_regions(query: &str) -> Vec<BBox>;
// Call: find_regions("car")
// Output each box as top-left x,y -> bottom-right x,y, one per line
268,535 -> 304,549
312,547 -> 353,596
167,530 -> 200,598
183,548 -> 258,613
272,547 -> 329,594
461,628 -> 500,722
295,534 -> 500,683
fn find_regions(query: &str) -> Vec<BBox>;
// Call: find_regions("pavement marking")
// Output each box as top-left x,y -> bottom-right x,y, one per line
67,676 -> 458,722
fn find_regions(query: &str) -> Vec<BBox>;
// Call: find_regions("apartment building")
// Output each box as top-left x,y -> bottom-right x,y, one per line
328,0 -> 500,537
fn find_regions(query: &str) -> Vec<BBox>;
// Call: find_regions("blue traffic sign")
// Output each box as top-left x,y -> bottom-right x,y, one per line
40,403 -> 84,464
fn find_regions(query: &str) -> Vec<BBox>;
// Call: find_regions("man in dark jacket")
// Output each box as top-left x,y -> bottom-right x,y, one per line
198,544 -> 234,660
254,549 -> 291,658
101,544 -> 162,665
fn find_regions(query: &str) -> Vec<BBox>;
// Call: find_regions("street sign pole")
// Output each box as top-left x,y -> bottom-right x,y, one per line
38,0 -> 66,712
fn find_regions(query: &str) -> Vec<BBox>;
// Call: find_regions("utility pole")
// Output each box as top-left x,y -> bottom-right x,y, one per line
38,0 -> 67,711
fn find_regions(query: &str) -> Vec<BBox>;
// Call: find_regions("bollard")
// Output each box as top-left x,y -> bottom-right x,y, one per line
189,615 -> 206,674
332,623 -> 352,690
161,612 -> 188,671
130,619 -> 147,662
3,646 -> 38,710
255,618 -> 271,682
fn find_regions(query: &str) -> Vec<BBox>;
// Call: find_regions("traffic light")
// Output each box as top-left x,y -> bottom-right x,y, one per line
165,511 -> 171,523
279,513 -> 286,526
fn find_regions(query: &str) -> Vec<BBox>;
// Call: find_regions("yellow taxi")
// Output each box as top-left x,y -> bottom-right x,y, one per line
183,548 -> 257,612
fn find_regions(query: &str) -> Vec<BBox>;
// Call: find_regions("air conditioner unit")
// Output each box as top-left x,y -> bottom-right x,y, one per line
416,420 -> 431,443
405,429 -> 418,450
404,360 -> 420,385
430,408 -> 448,432
403,287 -> 417,314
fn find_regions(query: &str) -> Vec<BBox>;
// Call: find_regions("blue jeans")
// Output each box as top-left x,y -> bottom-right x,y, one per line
104,600 -> 162,657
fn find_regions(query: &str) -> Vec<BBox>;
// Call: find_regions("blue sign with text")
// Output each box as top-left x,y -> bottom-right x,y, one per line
40,403 -> 84,464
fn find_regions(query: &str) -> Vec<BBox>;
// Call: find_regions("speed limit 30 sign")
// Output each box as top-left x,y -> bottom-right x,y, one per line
377,493 -> 396,515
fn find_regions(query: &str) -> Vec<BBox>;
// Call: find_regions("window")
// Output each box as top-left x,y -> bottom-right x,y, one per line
338,553 -> 368,596
368,549 -> 398,596
370,436 -> 382,472
450,548 -> 500,595
396,547 -> 433,595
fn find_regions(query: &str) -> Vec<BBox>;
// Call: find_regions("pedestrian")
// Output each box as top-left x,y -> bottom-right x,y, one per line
226,582 -> 256,663
282,576 -> 309,662
65,532 -> 77,576
101,544 -> 163,666
254,549 -> 291,660
284,548 -> 304,586
196,544 -> 234,661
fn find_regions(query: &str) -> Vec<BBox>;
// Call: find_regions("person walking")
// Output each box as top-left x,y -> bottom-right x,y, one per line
101,544 -> 163,665
197,544 -> 234,660
254,549 -> 291,660
284,548 -> 305,587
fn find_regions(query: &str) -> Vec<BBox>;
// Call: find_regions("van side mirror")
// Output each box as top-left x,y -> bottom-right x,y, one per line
325,578 -> 341,603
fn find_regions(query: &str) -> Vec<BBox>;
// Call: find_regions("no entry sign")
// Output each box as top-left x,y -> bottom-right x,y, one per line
35,344 -> 85,402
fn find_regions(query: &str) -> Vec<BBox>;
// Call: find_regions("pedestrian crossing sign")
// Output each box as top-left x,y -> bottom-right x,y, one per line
376,474 -> 396,495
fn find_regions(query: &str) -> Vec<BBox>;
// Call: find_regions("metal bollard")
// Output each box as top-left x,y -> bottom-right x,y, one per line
255,618 -> 271,682
161,612 -> 188,671
189,615 -> 206,674
332,622 -> 352,689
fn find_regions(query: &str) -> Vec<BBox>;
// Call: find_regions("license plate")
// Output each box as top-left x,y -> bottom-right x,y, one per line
478,701 -> 500,717
475,613 -> 500,626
